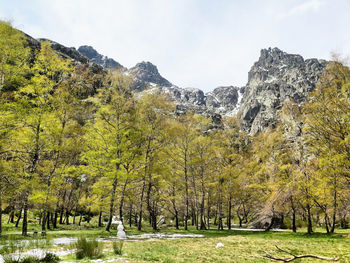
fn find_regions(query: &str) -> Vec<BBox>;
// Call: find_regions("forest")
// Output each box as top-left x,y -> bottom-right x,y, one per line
0,19 -> 350,245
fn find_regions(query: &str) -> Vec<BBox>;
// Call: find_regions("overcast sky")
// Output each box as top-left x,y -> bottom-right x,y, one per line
1,0 -> 349,92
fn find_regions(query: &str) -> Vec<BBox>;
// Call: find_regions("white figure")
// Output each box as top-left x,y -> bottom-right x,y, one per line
112,216 -> 121,225
216,242 -> 224,248
117,222 -> 126,239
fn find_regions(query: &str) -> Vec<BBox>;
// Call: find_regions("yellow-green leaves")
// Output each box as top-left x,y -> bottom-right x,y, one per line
0,21 -> 30,94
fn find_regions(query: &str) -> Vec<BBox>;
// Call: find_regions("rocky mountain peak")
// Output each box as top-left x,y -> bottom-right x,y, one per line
128,61 -> 172,90
31,35 -> 327,134
78,45 -> 123,69
38,38 -> 90,65
257,47 -> 304,67
239,47 -> 326,134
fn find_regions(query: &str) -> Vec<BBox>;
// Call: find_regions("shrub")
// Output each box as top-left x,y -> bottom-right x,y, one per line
40,253 -> 60,263
72,237 -> 103,259
113,240 -> 124,255
3,252 -> 60,263
19,257 -> 38,263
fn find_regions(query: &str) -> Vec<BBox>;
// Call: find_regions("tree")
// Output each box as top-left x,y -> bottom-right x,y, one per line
136,93 -> 172,230
0,21 -> 30,93
0,21 -> 30,235
83,72 -> 140,232
13,41 -> 71,235
303,60 -> 350,233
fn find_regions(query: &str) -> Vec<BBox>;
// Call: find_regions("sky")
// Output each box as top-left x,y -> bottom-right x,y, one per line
1,0 -> 350,92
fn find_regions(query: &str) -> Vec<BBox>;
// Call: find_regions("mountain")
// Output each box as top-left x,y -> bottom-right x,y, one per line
78,45 -> 123,70
127,61 -> 172,91
121,48 -> 325,134
22,31 -> 326,133
238,47 -> 326,134
38,39 -> 90,65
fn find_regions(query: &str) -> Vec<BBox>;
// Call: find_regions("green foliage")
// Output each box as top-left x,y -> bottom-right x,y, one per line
112,240 -> 124,255
3,253 -> 60,263
0,21 -> 30,93
72,236 -> 104,259
2,20 -> 350,241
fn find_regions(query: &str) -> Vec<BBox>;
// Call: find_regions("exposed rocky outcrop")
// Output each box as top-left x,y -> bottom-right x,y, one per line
206,86 -> 242,116
22,28 -> 327,133
39,39 -> 90,64
238,47 -> 326,134
127,61 -> 172,91
127,48 -> 325,134
78,45 -> 123,69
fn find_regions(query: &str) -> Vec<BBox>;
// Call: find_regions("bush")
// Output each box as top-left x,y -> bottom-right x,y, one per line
3,252 -> 60,263
72,237 -> 103,259
113,240 -> 124,255
19,257 -> 38,263
40,253 -> 60,263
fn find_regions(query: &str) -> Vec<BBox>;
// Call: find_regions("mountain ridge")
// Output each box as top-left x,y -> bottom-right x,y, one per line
22,31 -> 326,134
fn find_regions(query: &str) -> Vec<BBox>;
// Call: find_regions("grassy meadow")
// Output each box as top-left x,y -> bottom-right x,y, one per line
1,213 -> 349,263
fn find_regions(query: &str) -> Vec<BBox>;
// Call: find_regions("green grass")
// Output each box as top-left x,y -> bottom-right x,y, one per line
120,229 -> 350,263
2,212 -> 350,262
71,236 -> 104,260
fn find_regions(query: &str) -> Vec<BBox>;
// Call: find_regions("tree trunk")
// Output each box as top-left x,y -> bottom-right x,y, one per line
207,192 -> 210,230
22,194 -> 30,236
8,211 -> 14,224
138,139 -> 152,231
200,183 -> 206,230
98,211 -> 103,227
292,209 -> 297,233
59,207 -> 64,224
65,210 -> 69,225
138,176 -> 146,231
266,216 -> 275,231
306,203 -> 313,234
191,208 -> 195,226
10,211 -> 14,224
134,213 -> 138,227
79,213 -> 83,226
46,212 -> 51,230
42,211 -> 47,232
15,207 -> 22,228
340,215 -> 348,229
0,191 -> 2,235
175,210 -> 179,229
53,211 -> 58,228
291,197 -> 297,232
227,198 -> 232,230
331,187 -> 337,233
22,193 -> 29,236
119,179 -> 128,224
106,177 -> 118,232
217,188 -> 223,230
324,214 -> 330,234
184,154 -> 189,231
51,212 -> 54,227
129,205 -> 132,228
237,206 -> 243,227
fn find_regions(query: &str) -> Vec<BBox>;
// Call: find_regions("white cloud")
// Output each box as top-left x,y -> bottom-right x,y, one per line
1,0 -> 350,91
277,0 -> 324,19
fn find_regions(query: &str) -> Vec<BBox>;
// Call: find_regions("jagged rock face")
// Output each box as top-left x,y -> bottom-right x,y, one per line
128,61 -> 172,90
206,86 -> 242,116
239,47 -> 326,134
78,45 -> 123,69
163,86 -> 205,106
25,30 -> 328,133
38,39 -> 90,64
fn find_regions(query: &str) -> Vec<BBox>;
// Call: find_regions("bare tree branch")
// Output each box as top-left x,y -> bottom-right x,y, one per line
260,246 -> 339,262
